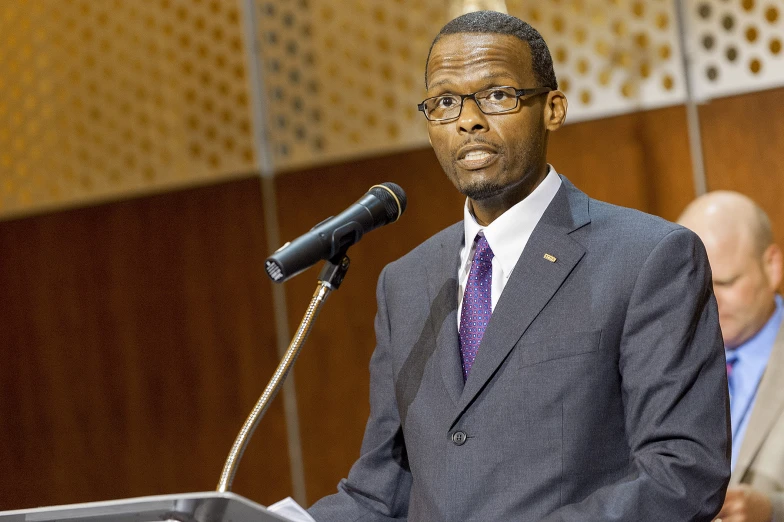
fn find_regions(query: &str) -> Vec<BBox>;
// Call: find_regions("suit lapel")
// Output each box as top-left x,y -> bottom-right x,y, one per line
731,322 -> 784,484
421,223 -> 464,406
452,178 -> 590,423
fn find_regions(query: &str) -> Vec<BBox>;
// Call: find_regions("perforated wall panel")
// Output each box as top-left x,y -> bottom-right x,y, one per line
0,0 -> 256,219
508,0 -> 688,122
257,0 -> 690,171
2,0 -> 783,219
686,0 -> 784,100
255,0 -> 443,171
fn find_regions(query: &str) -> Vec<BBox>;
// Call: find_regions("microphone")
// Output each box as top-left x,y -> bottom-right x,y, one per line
265,182 -> 407,283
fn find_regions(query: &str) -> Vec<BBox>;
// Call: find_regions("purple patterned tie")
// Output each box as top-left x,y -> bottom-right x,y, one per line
459,234 -> 494,381
726,351 -> 737,398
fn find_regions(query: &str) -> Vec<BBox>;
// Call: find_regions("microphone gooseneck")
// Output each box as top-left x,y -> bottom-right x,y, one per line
217,185 -> 406,491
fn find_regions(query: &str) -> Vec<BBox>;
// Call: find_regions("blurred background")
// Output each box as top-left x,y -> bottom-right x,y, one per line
1,0 -> 783,511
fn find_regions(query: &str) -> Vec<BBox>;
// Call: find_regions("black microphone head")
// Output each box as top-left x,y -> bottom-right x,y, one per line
368,182 -> 407,222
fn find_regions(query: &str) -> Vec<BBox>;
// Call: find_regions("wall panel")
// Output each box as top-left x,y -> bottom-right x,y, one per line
0,177 -> 289,510
549,104 -> 695,221
0,0 -> 257,221
700,87 -> 784,244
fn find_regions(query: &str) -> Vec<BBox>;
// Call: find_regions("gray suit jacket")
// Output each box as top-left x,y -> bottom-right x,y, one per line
310,176 -> 731,521
731,321 -> 784,519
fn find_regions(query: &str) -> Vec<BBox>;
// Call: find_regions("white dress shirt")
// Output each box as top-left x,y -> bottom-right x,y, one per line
458,166 -> 562,319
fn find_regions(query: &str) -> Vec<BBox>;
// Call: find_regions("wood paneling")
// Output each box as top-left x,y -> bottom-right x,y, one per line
700,87 -> 784,244
0,177 -> 290,510
549,104 -> 695,221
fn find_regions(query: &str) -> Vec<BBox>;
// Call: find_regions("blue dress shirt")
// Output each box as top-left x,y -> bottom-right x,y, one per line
727,294 -> 784,471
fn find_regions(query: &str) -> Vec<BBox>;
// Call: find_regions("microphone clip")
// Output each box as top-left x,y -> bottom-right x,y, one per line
318,250 -> 351,290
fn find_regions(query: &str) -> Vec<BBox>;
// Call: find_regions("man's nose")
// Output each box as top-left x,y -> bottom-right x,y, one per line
457,98 -> 489,134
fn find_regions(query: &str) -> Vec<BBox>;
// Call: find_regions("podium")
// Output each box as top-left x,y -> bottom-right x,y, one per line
0,492 -> 290,522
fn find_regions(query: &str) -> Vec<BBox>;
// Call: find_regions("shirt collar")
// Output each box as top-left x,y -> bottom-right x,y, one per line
462,165 -> 562,276
726,294 -> 784,367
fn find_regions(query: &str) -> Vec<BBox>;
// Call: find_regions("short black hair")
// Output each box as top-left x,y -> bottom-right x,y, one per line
425,11 -> 558,91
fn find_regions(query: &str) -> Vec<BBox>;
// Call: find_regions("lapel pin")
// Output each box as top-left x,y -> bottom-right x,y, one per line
543,253 -> 557,263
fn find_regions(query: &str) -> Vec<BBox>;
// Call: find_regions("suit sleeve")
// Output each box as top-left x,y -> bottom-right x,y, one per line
541,227 -> 731,521
308,265 -> 412,522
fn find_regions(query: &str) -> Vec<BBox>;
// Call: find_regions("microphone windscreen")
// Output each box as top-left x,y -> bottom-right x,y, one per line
369,182 -> 407,222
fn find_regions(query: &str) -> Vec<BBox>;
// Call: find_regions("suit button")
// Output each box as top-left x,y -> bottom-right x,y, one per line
451,431 -> 467,445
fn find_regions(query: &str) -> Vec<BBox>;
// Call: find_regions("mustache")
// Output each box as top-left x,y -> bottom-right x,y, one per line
451,136 -> 505,157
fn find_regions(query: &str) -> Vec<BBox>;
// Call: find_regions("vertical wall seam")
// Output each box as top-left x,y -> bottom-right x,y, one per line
261,176 -> 308,506
240,0 -> 307,505
675,0 -> 709,197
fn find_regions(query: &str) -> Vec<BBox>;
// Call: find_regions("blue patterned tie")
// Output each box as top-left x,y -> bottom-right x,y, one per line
459,234 -> 494,381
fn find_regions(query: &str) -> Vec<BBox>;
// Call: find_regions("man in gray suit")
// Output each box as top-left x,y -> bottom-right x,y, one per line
680,192 -> 784,522
309,11 -> 730,521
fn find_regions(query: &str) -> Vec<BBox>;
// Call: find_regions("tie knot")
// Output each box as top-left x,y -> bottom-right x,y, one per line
474,234 -> 494,262
725,351 -> 738,380
726,351 -> 738,367
725,351 -> 738,368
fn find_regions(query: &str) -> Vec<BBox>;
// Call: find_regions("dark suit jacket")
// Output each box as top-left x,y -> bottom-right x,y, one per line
309,176 -> 731,521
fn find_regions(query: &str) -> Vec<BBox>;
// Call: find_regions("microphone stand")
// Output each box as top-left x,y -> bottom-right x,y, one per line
216,252 -> 351,493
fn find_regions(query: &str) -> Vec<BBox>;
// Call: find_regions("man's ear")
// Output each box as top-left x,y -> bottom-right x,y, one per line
763,243 -> 783,290
544,90 -> 567,131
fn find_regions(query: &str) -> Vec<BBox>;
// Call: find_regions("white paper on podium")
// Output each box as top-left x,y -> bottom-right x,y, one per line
267,497 -> 316,522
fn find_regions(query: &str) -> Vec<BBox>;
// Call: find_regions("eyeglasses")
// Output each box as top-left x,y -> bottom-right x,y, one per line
417,86 -> 551,122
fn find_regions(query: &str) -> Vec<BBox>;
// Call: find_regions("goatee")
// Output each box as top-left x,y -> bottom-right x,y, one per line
459,179 -> 507,201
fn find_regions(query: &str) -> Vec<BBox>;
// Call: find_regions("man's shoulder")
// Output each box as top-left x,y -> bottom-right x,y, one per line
591,197 -> 678,232
557,174 -> 688,248
550,178 -> 707,270
572,194 -> 713,284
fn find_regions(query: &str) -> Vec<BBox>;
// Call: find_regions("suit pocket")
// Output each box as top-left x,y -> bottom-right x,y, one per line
516,329 -> 602,368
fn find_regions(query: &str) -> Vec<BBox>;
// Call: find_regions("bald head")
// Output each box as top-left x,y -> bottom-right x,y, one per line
678,191 -> 781,349
678,191 -> 773,259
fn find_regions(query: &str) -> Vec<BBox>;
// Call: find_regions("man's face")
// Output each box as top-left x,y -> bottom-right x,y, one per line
703,233 -> 777,349
424,33 -> 553,207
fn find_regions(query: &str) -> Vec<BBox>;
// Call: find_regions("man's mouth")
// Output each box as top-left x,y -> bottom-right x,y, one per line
456,148 -> 499,170
464,151 -> 492,161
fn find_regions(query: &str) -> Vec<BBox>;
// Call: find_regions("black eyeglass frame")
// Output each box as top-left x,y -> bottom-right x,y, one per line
417,86 -> 552,122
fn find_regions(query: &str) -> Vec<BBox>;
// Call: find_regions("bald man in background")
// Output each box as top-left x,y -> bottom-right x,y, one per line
680,192 -> 784,522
